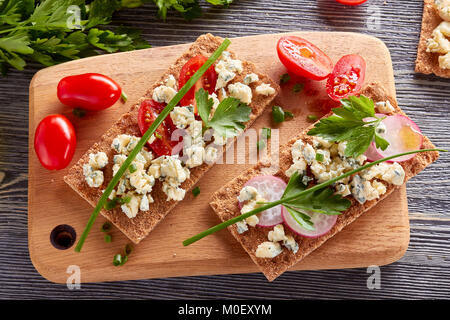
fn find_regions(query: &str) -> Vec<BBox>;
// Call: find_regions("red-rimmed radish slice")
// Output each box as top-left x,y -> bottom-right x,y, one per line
365,114 -> 423,163
282,209 -> 337,238
238,175 -> 287,227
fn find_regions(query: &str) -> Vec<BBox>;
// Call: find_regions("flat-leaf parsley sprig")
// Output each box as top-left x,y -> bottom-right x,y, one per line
195,87 -> 251,139
182,148 -> 446,246
307,95 -> 389,158
281,171 -> 351,231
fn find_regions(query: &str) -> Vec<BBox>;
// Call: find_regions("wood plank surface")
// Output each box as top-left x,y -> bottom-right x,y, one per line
28,31 -> 408,283
0,0 -> 449,299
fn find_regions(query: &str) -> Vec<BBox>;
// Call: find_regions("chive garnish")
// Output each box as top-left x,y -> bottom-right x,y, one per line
124,244 -> 133,256
104,234 -> 112,243
292,83 -> 304,93
192,186 -> 200,197
73,108 -> 86,118
307,114 -> 318,122
129,163 -> 137,173
100,222 -> 112,233
272,106 -> 285,123
316,153 -> 324,162
285,110 -> 294,119
113,254 -> 123,266
257,140 -> 266,150
74,38 -> 231,253
182,148 -> 446,246
280,73 -> 290,84
261,127 -> 271,140
121,91 -> 128,103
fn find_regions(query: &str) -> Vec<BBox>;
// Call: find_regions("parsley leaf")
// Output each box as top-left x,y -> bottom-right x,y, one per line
307,95 -> 389,158
196,88 -> 251,139
281,171 -> 351,230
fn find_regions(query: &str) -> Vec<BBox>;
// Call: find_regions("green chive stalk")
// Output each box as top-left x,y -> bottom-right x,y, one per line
75,39 -> 231,252
183,148 -> 446,246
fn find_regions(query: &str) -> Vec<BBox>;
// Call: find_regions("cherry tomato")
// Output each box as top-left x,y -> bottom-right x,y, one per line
57,73 -> 123,111
178,55 -> 217,113
335,0 -> 368,5
34,114 -> 76,170
277,36 -> 334,81
326,54 -> 366,101
138,99 -> 181,157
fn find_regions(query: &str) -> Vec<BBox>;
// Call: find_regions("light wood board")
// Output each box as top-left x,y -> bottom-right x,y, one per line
28,31 -> 408,284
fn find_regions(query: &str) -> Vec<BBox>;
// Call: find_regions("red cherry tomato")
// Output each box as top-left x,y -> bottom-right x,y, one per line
277,36 -> 334,81
335,0 -> 368,5
326,54 -> 366,101
34,114 -> 76,170
57,73 -> 122,111
178,55 -> 217,113
138,99 -> 181,157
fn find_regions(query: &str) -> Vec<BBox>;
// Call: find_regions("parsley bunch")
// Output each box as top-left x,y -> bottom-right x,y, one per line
122,0 -> 234,20
0,0 -> 150,75
307,95 -> 389,158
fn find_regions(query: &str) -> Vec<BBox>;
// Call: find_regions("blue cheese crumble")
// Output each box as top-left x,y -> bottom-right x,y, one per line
286,136 -> 405,205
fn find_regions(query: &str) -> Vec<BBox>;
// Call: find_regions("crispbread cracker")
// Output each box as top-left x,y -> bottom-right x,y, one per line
64,34 -> 279,244
415,0 -> 450,78
210,83 -> 439,282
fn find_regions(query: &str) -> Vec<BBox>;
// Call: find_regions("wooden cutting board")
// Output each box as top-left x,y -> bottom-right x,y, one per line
28,32 -> 408,284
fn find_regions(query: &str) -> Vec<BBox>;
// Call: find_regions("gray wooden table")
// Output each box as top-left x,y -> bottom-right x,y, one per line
1,0 -> 449,299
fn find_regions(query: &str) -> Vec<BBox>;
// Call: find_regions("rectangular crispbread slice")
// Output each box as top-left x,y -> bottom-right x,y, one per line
415,0 -> 450,78
210,83 -> 440,282
63,33 -> 280,244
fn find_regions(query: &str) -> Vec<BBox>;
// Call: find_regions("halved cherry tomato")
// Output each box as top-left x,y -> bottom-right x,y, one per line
178,55 -> 217,113
137,99 -> 181,157
335,0 -> 368,5
34,114 -> 76,170
57,73 -> 123,111
277,36 -> 334,81
326,54 -> 366,101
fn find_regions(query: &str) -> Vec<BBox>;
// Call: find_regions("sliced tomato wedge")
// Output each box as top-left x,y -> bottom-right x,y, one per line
277,36 -> 334,81
138,99 -> 181,157
326,54 -> 366,101
178,55 -> 217,113
335,0 -> 368,5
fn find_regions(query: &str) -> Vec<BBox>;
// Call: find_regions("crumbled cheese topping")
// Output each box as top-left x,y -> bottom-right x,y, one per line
228,82 -> 253,104
170,106 -> 195,129
165,74 -> 177,90
215,52 -> 243,90
238,186 -> 259,202
375,100 -> 395,114
286,135 -> 405,205
243,73 -> 259,85
83,152 -> 109,188
268,224 -> 287,242
255,83 -> 276,96
255,241 -> 282,259
435,0 -> 450,21
427,1 -> 450,70
152,85 -> 177,104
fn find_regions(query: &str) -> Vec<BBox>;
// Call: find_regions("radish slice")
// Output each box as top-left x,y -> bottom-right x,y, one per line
364,114 -> 423,163
282,209 -> 337,238
238,175 -> 287,227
